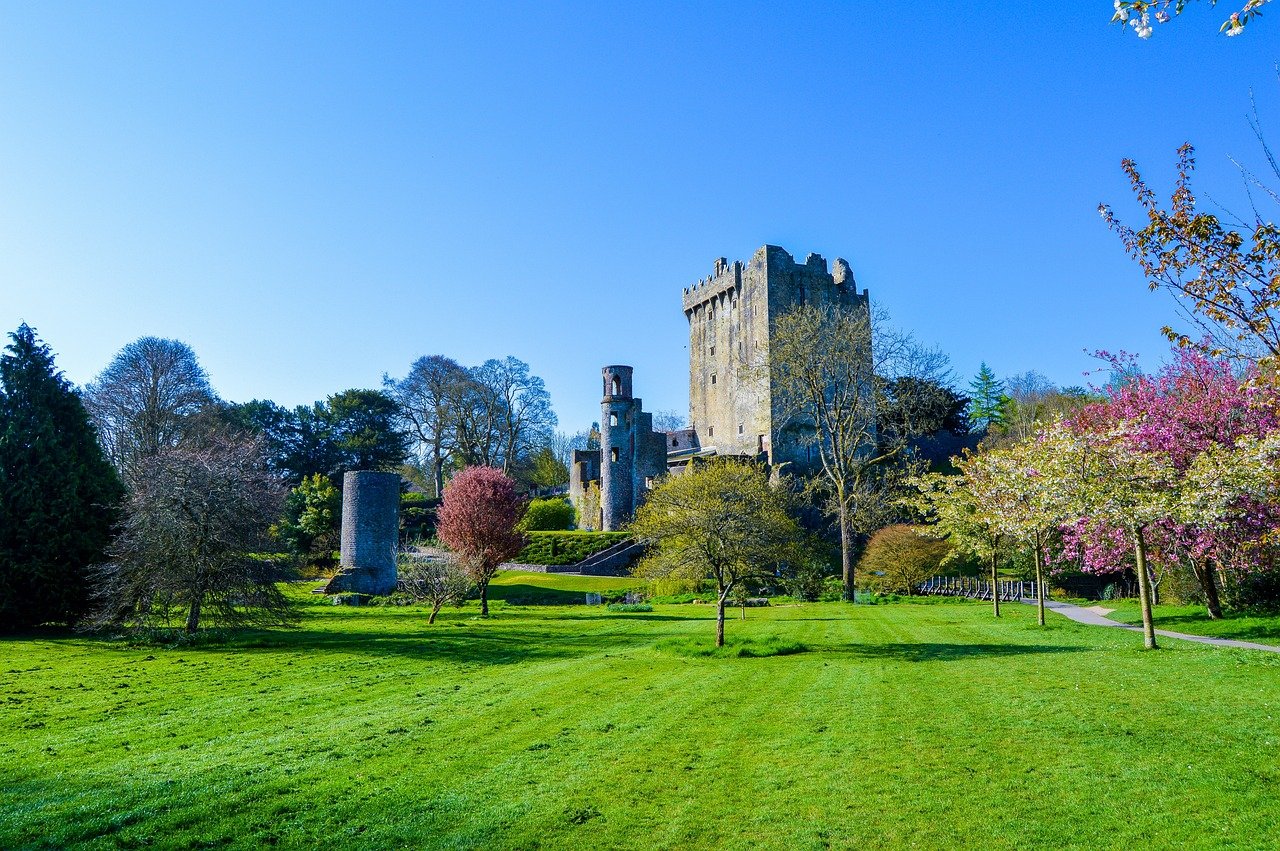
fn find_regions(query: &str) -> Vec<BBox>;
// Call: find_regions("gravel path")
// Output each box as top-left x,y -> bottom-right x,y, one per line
1040,599 -> 1280,653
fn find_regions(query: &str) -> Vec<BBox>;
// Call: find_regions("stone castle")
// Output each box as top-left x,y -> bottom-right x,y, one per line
570,245 -> 870,531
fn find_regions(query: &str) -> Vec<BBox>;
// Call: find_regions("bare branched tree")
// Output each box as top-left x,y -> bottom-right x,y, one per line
472,357 -> 558,476
83,337 -> 219,482
397,554 -> 474,624
1101,144 -> 1280,381
768,302 -> 952,600
384,355 -> 472,497
89,431 -> 291,634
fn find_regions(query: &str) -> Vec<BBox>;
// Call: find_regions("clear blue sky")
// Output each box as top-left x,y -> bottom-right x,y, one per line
2,2 -> 1277,432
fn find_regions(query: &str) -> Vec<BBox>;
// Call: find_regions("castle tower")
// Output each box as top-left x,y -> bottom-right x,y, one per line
682,246 -> 870,471
600,365 -> 635,531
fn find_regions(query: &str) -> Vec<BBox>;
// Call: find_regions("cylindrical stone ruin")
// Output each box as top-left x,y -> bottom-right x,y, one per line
337,470 -> 400,595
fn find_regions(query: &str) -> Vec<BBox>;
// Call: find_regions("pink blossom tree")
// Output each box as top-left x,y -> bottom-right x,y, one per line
436,466 -> 525,616
1062,349 -> 1279,619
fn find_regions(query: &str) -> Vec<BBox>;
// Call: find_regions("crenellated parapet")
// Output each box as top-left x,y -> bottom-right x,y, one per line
682,257 -> 744,314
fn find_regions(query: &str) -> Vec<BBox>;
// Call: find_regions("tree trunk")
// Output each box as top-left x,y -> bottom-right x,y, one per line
839,502 -> 855,602
1133,526 -> 1158,650
716,594 -> 727,647
479,582 -> 489,617
429,601 -> 442,625
1034,540 -> 1046,627
990,549 -> 1000,618
1193,559 -> 1224,620
185,597 -> 202,634
433,454 -> 444,500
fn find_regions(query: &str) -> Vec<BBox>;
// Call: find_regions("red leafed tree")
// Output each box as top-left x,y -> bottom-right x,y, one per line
436,466 -> 525,616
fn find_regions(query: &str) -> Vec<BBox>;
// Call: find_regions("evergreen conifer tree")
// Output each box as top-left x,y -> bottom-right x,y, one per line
968,362 -> 1008,434
0,324 -> 124,629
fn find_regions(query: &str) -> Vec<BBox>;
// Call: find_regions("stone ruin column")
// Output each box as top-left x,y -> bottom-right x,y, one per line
325,470 -> 400,596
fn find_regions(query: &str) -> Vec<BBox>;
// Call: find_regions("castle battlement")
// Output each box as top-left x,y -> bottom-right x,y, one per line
682,257 -> 743,312
681,245 -> 865,314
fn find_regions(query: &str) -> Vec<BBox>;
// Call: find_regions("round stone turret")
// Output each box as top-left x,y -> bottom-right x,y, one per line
603,365 -> 633,400
337,470 -> 400,595
601,366 -> 635,531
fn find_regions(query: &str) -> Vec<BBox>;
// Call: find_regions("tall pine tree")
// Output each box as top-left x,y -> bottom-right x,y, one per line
967,362 -> 1008,434
0,324 -> 124,630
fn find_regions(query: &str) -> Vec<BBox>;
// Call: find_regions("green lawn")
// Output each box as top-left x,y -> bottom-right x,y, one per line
3,582 -> 1280,850
1099,599 -> 1280,647
488,569 -> 641,605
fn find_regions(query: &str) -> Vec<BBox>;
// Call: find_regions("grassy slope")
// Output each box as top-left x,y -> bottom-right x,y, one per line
1099,599 -> 1280,647
3,586 -> 1280,850
488,569 -> 640,605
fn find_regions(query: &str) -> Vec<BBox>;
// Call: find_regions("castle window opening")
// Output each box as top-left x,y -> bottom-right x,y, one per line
708,426 -> 714,437
609,413 -> 618,427
611,376 -> 620,395
610,448 -> 619,462
671,437 -> 678,447
711,373 -> 717,385
738,424 -> 744,434
709,345 -> 715,356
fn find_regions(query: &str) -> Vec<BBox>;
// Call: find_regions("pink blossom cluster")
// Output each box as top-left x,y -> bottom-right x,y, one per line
1059,349 -> 1279,577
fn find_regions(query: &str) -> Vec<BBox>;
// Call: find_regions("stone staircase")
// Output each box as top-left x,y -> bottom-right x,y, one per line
571,538 -> 646,576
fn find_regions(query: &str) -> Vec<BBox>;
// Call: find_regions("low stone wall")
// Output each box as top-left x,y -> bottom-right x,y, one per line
498,562 -> 582,574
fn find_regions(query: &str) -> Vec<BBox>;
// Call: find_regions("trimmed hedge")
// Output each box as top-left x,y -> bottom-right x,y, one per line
520,497 -> 575,532
515,531 -> 630,566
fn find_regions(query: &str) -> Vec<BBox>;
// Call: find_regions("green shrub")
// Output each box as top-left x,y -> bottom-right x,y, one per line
857,525 -> 951,595
781,559 -> 834,602
400,493 -> 440,543
365,592 -> 417,607
520,498 -> 575,532
514,531 -> 630,566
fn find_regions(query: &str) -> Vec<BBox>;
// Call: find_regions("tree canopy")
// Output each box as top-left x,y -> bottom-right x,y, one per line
630,461 -> 805,646
83,336 -> 219,482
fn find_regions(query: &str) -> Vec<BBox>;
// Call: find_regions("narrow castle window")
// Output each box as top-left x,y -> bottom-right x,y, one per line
610,447 -> 619,463
738,424 -> 744,434
709,345 -> 715,356
710,374 -> 717,385
708,426 -> 714,437
609,413 -> 618,427
671,437 -> 678,447
611,376 -> 621,396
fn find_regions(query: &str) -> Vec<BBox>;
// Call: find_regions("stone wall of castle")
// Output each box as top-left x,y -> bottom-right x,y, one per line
682,245 -> 870,471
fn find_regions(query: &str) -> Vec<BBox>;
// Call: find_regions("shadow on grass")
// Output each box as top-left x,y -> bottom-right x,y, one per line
832,642 -> 1088,662
486,585 -> 592,606
62,620 -> 695,666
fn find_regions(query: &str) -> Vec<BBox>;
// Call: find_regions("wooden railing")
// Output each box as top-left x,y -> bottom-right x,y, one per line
916,576 -> 1037,602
